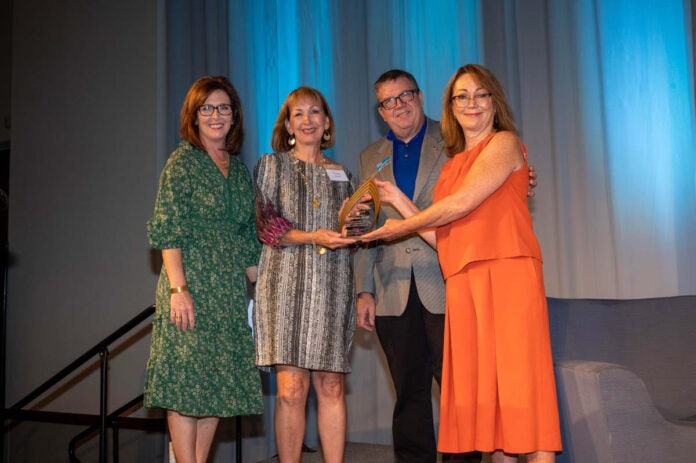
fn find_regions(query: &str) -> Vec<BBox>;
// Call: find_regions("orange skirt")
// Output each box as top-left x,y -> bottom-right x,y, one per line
437,257 -> 562,454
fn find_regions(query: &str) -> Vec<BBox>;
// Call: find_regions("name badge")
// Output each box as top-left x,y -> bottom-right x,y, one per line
325,167 -> 349,181
363,155 -> 392,179
375,155 -> 392,174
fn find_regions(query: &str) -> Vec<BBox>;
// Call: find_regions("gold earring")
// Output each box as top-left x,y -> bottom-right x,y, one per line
288,134 -> 296,146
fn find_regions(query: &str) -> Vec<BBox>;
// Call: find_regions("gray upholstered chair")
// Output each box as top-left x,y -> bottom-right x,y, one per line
547,296 -> 696,463
555,360 -> 696,463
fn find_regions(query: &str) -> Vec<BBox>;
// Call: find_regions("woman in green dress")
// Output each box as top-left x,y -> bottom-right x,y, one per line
144,76 -> 262,463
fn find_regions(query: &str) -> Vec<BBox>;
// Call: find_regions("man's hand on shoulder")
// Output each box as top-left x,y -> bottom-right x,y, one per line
527,164 -> 538,197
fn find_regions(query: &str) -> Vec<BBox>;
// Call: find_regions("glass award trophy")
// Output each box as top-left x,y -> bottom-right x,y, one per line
338,179 -> 380,236
337,155 -> 392,237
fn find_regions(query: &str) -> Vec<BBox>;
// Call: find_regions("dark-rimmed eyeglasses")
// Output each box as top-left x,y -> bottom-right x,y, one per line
378,89 -> 419,110
450,92 -> 492,108
198,104 -> 233,116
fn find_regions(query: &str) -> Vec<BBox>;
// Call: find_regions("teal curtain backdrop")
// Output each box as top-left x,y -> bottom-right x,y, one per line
162,0 -> 696,460
224,0 -> 482,173
163,0 -> 696,300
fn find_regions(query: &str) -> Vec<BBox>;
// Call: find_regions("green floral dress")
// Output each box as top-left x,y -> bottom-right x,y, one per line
144,141 -> 262,417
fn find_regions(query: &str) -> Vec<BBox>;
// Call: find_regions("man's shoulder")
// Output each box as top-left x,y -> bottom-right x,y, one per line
359,136 -> 390,159
424,117 -> 443,140
359,117 -> 442,159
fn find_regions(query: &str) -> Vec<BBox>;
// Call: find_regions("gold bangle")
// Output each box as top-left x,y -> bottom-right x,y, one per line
170,285 -> 188,294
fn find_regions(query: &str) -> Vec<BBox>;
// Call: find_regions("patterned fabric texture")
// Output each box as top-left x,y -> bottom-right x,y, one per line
144,141 -> 263,417
253,152 -> 356,373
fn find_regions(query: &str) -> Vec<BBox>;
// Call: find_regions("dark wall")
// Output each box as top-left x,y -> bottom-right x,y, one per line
6,1 -> 164,461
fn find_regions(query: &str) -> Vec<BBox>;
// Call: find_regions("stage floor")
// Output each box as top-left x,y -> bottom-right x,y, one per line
257,442 -> 393,462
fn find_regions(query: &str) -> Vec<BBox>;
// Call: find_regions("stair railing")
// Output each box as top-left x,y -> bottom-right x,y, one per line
3,303 -> 245,462
5,305 -> 159,462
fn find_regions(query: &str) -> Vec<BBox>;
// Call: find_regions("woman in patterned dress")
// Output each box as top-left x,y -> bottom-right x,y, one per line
253,87 -> 357,463
144,76 -> 262,463
361,64 -> 561,462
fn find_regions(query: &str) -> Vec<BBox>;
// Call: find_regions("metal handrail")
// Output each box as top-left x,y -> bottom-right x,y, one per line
68,394 -> 146,462
5,303 -> 245,462
8,305 -> 155,411
6,305 -> 156,462
3,407 -> 162,429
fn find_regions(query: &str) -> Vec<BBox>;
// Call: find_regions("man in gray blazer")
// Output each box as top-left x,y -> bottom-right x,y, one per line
354,69 -> 481,463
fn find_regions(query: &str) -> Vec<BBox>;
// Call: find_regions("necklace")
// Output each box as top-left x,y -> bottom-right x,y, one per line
207,150 -> 230,173
211,155 -> 229,166
289,149 -> 323,208
288,150 -> 328,255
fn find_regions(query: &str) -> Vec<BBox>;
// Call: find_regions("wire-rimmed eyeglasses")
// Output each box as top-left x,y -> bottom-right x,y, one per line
378,89 -> 419,110
450,92 -> 492,109
198,104 -> 233,116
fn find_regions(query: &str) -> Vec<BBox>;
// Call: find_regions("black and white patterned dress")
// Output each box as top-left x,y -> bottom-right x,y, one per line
253,151 -> 356,373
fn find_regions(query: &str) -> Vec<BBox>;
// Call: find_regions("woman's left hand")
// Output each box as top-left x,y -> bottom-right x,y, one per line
313,228 -> 357,249
358,218 -> 405,242
170,291 -> 195,331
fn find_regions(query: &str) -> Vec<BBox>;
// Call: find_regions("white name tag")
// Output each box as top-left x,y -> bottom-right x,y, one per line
325,167 -> 349,181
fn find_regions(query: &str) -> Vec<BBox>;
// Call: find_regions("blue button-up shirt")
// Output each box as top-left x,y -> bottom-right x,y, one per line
387,120 -> 427,200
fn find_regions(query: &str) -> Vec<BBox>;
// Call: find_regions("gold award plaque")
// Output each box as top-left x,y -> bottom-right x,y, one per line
338,178 -> 381,237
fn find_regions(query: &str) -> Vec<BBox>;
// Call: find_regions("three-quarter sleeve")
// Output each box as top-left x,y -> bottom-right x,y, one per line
234,161 -> 263,267
253,153 -> 292,247
146,152 -> 192,250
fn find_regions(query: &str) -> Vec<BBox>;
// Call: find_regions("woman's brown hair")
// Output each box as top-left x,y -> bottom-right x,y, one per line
179,76 -> 244,154
440,64 -> 518,156
270,87 -> 336,153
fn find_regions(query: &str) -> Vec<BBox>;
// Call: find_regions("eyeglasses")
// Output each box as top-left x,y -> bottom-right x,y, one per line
198,104 -> 233,116
451,92 -> 492,108
378,89 -> 419,110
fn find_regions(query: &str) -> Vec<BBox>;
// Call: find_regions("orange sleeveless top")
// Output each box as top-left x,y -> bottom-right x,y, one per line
433,132 -> 541,279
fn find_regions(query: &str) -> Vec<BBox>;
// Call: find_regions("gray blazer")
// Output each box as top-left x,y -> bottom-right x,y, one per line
354,118 -> 447,316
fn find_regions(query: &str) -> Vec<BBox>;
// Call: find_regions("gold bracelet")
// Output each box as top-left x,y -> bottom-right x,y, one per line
170,285 -> 189,294
310,231 -> 326,255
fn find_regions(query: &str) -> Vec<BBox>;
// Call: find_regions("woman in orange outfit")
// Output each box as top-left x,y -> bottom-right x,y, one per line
360,64 -> 561,462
